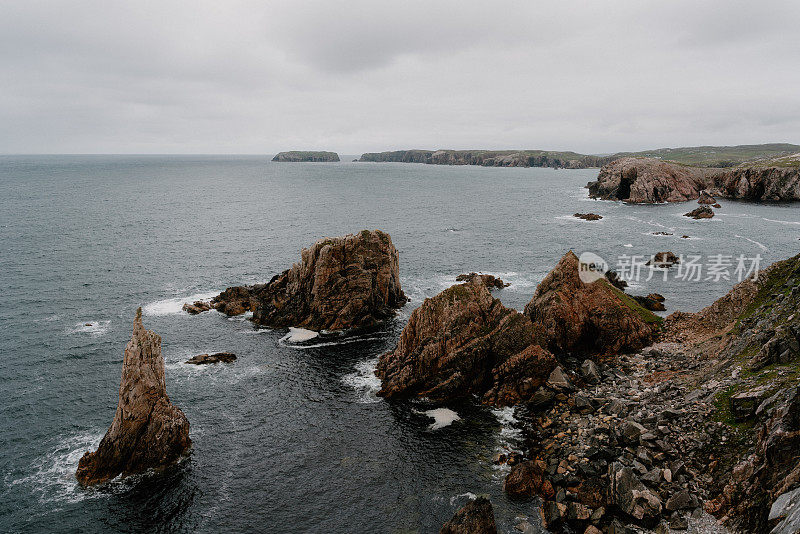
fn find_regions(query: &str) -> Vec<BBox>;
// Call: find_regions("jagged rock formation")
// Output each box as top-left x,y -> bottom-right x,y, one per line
440,497 -> 497,534
633,293 -> 666,312
271,151 -> 340,162
376,278 -> 556,406
75,309 -> 191,486
359,149 -> 610,169
645,251 -> 680,268
193,231 -> 407,331
523,251 -> 661,357
698,190 -> 717,204
684,206 -> 715,219
574,213 -> 603,221
185,352 -> 236,364
455,272 -> 509,289
587,158 -> 714,203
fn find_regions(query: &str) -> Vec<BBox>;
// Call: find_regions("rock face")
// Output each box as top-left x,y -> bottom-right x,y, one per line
712,161 -> 800,201
455,272 -> 509,289
587,158 -> 714,203
698,190 -> 717,204
198,231 -> 407,331
271,151 -> 340,162
440,497 -> 497,534
185,352 -> 236,365
376,278 -> 556,406
574,213 -> 603,221
684,206 -> 714,219
523,252 -> 661,357
76,309 -> 191,486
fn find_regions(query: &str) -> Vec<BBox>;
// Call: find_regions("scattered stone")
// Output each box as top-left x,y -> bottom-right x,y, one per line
182,300 -> 211,315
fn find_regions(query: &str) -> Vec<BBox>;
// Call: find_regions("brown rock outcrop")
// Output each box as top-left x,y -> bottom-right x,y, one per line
684,206 -> 715,219
587,158 -> 715,203
698,190 -> 717,204
376,278 -> 556,405
76,309 -> 191,486
185,352 -> 237,364
645,251 -> 680,268
455,272 -> 509,289
573,212 -> 603,221
440,496 -> 497,534
195,231 -> 407,331
712,163 -> 800,201
504,459 -> 555,499
182,300 -> 211,314
523,252 -> 661,357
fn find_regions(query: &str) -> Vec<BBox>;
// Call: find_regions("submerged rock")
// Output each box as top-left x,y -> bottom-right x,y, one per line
440,496 -> 497,534
455,272 -> 509,289
199,231 -> 407,331
523,251 -> 661,357
185,352 -> 236,365
75,309 -> 191,486
376,278 -> 556,406
684,206 -> 715,219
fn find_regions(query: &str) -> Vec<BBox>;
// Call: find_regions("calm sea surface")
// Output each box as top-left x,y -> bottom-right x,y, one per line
1,155 -> 798,533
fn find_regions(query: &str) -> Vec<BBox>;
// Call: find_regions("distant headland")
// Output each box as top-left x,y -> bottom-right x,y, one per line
272,151 -> 340,162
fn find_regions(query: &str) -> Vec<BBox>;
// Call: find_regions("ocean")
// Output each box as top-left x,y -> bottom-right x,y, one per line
1,155 -> 797,533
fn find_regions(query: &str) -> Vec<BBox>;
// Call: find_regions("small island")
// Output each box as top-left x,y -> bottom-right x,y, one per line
272,151 -> 340,162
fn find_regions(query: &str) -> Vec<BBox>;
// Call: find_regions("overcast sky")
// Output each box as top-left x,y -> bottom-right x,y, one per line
1,1 -> 799,155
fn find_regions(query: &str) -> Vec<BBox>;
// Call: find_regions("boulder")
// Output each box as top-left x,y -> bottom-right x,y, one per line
455,272 -> 509,289
524,252 -> 661,357
207,231 -> 407,331
684,206 -> 714,219
182,300 -> 211,315
587,158 -> 714,203
440,497 -> 497,534
75,309 -> 191,485
185,352 -> 237,365
610,464 -> 663,525
504,460 -> 555,499
376,279 -> 556,405
645,252 -> 680,268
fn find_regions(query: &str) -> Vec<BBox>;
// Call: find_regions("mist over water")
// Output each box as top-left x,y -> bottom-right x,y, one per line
1,156 -> 797,533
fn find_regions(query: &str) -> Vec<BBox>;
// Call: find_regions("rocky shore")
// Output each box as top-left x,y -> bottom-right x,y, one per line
359,149 -> 610,169
587,154 -> 800,203
76,309 -> 191,486
272,151 -> 340,162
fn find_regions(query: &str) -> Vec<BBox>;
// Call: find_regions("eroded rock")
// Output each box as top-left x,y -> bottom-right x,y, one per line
440,497 -> 497,534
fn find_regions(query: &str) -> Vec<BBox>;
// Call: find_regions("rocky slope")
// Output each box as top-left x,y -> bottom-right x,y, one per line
376,278 -> 556,406
500,252 -> 800,533
193,230 -> 407,331
523,251 -> 661,357
271,151 -> 340,162
712,157 -> 800,201
76,309 -> 191,485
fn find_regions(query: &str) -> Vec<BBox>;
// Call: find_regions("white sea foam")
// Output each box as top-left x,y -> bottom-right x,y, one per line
142,291 -> 219,316
342,358 -> 382,403
734,235 -> 768,251
11,431 -> 104,505
423,408 -> 461,430
280,328 -> 319,343
762,217 -> 800,226
623,243 -> 633,247
449,492 -> 478,505
68,320 -> 111,337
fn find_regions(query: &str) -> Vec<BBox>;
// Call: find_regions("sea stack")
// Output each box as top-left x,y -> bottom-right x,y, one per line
208,230 -> 407,331
376,277 -> 556,406
271,151 -> 340,162
76,309 -> 191,486
524,251 -> 661,357
587,158 -> 714,203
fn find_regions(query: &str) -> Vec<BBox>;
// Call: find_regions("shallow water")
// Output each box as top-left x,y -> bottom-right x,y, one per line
0,155 -> 797,533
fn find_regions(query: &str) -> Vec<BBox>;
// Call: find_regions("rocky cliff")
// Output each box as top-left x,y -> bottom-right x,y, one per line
272,151 -> 340,162
204,230 -> 407,331
359,149 -> 610,169
440,497 -> 498,534
588,154 -> 800,203
523,251 -> 661,357
376,278 -> 556,406
76,309 -> 191,485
